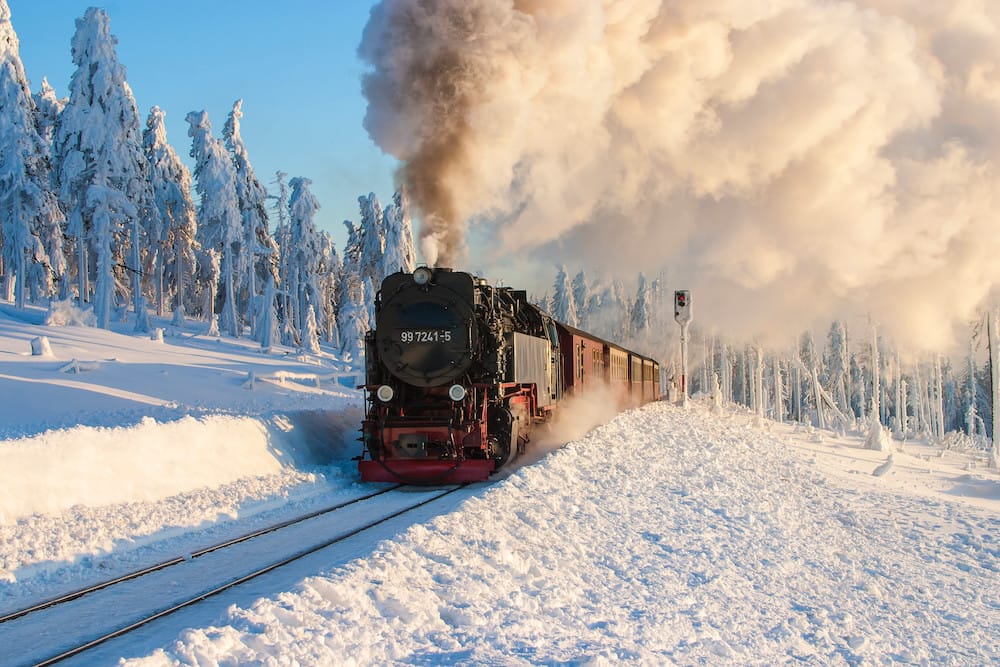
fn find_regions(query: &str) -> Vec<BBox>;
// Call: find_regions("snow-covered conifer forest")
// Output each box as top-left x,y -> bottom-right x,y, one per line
543,264 -> 999,467
0,4 -> 414,363
0,2 -> 997,467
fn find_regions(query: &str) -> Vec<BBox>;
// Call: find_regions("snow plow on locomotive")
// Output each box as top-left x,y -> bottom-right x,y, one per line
358,267 -> 660,484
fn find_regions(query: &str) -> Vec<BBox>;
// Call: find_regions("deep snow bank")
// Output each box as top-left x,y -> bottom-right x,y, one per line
0,408 -> 362,524
0,406 -> 365,601
131,402 -> 1000,666
1,416 -> 281,521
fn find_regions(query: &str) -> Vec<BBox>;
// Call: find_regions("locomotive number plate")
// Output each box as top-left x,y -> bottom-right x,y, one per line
399,329 -> 453,343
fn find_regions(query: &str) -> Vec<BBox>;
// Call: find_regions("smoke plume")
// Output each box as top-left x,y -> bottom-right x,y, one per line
360,1 -> 1000,350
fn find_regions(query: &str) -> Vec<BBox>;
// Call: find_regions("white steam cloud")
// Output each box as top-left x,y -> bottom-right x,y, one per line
360,1 -> 1000,350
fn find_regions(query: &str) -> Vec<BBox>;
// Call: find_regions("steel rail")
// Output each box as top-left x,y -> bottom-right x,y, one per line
0,484 -> 403,626
32,484 -> 466,667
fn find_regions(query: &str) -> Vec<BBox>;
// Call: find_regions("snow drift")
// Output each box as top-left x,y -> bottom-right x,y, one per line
0,410 -> 360,524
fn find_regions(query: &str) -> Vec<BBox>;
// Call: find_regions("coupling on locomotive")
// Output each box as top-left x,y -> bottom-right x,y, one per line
358,267 -> 661,484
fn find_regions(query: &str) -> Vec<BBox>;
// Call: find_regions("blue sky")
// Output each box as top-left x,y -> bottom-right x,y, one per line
8,0 -> 398,250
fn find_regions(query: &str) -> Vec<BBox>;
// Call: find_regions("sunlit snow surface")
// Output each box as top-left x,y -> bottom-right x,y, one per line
124,404 -> 998,666
0,302 -> 997,665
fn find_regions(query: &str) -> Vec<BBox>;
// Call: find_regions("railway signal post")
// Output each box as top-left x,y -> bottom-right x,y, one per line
674,290 -> 691,407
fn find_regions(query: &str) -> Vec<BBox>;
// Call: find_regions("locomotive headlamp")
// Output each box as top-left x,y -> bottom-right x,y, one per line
376,385 -> 395,402
448,384 -> 467,402
413,267 -> 433,286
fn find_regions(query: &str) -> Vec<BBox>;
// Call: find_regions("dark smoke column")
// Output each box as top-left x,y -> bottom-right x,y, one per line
358,0 -> 530,267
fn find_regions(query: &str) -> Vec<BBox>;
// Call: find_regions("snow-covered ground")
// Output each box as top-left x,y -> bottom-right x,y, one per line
0,302 -> 997,665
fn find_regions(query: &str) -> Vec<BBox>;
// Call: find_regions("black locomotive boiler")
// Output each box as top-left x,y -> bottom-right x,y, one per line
358,267 -> 660,484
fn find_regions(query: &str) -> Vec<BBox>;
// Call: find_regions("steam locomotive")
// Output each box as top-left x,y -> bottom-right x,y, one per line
358,267 -> 661,484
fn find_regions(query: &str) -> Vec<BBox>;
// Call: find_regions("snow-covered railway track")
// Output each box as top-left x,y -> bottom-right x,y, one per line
1,484 -> 469,667
0,484 -> 405,627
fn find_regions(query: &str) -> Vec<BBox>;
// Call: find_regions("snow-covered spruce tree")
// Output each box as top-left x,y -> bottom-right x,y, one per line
337,272 -> 368,365
358,192 -> 385,287
0,1 -> 63,307
32,80 -> 68,300
578,275 -> 629,344
303,300 -> 321,355
269,171 -> 292,338
629,273 -> 651,348
533,292 -> 550,314
337,219 -> 367,361
772,353 -> 785,424
648,272 -> 669,337
224,99 -> 277,340
256,274 -> 279,353
583,287 -> 598,320
143,106 -> 197,321
824,321 -> 852,420
187,110 -> 241,337
572,270 -> 591,329
865,322 -> 891,451
32,78 -> 64,146
962,339 -> 978,438
551,265 -> 578,327
197,247 -> 221,332
799,332 -> 824,428
317,229 -> 341,347
381,190 -> 416,278
54,7 -> 152,328
851,345 -> 868,424
610,279 -> 629,341
973,328 -> 993,442
288,177 -> 325,346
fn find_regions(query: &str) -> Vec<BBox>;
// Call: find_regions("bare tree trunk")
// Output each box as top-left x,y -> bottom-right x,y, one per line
752,345 -> 764,418
224,258 -> 239,338
895,352 -> 905,435
720,340 -> 730,404
899,378 -> 908,436
76,222 -> 88,305
871,322 -> 881,426
156,243 -> 165,317
989,310 -> 1000,468
934,355 -> 944,440
14,244 -> 26,310
773,355 -> 784,424
912,362 -> 925,436
812,366 -> 826,429
844,325 -> 853,423
173,237 -> 186,321
795,358 -> 802,423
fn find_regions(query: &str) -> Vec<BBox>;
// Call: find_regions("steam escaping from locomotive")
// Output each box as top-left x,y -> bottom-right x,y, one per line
359,1 -> 529,267
360,1 -> 1000,350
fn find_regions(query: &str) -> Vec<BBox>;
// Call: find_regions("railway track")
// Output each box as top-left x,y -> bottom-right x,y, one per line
1,483 -> 470,667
